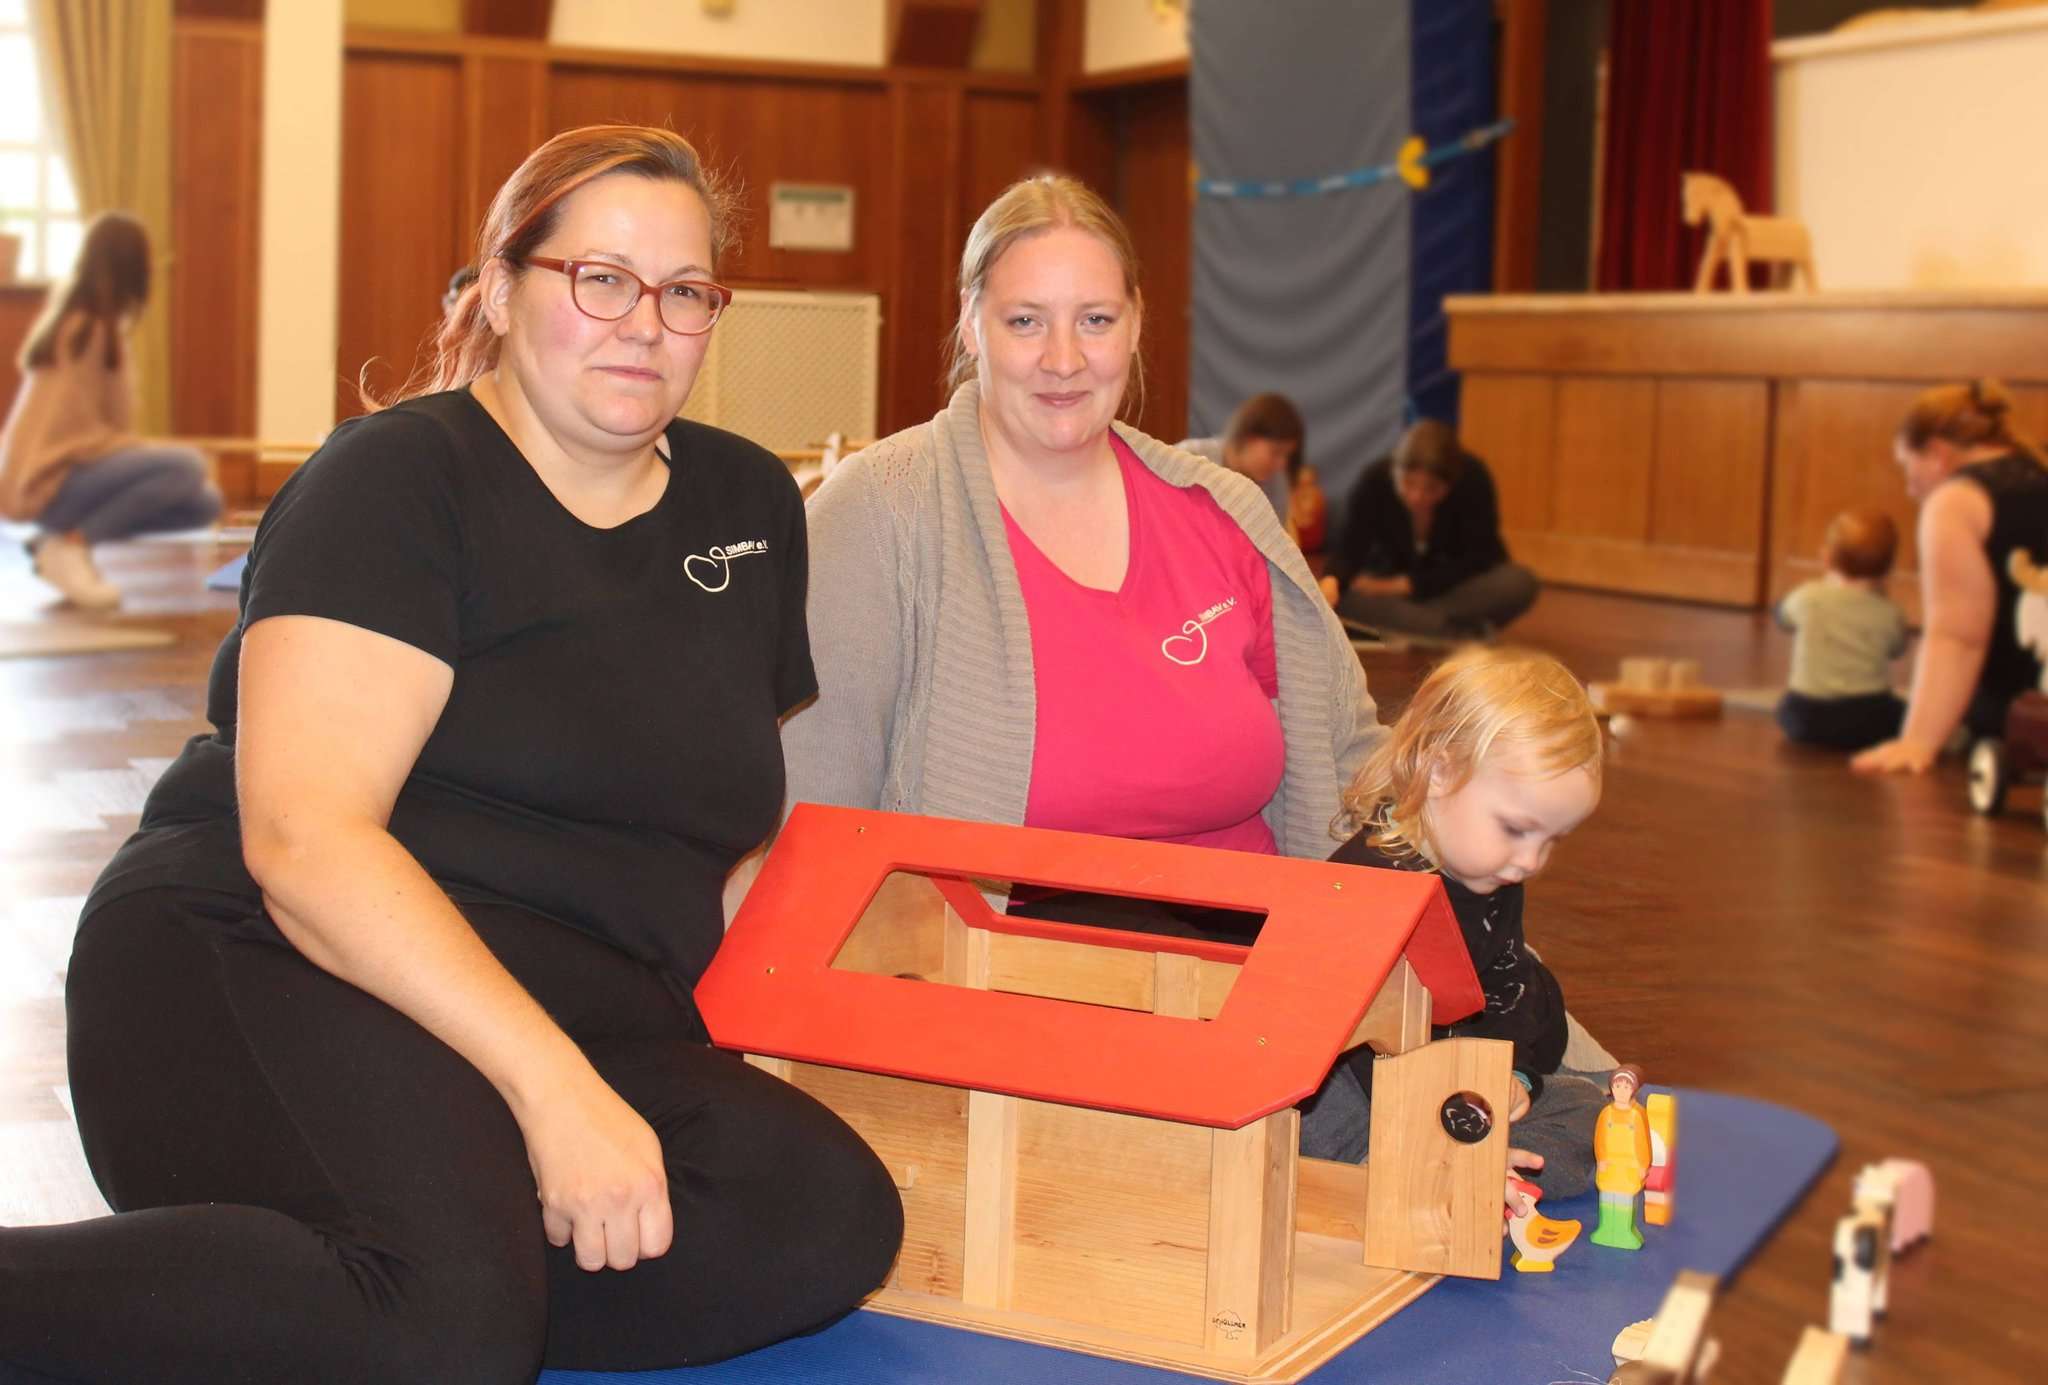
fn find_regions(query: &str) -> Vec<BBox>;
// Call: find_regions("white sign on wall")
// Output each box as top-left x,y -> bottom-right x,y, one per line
769,183 -> 857,253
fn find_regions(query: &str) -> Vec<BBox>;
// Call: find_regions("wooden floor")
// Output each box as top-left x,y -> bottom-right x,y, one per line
2,534 -> 2043,1383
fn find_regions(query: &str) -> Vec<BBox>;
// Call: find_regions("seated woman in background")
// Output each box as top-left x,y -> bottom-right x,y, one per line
1853,380 -> 2048,774
0,125 -> 898,1385
786,175 -> 1380,937
1320,418 -> 1537,641
1178,390 -> 1306,530
0,211 -> 221,609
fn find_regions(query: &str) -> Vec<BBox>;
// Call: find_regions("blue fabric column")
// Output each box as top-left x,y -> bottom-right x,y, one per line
1188,1 -> 1411,517
1407,0 -> 1497,428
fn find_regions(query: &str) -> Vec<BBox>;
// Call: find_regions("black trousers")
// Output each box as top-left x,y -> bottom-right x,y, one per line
1,890 -> 902,1385
1775,689 -> 1906,750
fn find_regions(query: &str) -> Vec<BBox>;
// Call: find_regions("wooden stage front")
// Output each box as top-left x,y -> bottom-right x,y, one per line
1448,290 -> 2048,612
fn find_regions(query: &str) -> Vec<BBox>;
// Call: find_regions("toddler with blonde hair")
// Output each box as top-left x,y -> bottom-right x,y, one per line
1300,646 -> 1609,1194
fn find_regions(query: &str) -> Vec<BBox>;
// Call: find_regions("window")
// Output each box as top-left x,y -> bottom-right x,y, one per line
0,0 -> 82,283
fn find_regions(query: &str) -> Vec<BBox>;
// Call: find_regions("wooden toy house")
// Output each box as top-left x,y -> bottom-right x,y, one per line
696,804 -> 1514,1383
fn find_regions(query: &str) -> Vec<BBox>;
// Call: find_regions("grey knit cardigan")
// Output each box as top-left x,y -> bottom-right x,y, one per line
781,381 -> 1385,860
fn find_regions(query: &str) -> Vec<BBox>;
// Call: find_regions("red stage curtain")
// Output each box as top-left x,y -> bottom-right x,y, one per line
1595,0 -> 1775,292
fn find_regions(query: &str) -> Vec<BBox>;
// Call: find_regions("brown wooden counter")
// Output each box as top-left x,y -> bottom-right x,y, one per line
1446,290 -> 2048,610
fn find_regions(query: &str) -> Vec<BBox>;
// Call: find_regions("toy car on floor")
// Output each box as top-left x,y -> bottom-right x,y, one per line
1965,690 -> 2048,829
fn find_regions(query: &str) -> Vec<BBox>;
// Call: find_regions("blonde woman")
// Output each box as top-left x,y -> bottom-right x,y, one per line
1854,379 -> 2048,774
785,175 -> 1379,937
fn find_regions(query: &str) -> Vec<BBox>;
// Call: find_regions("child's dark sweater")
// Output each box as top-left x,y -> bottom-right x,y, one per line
1331,827 -> 1568,1097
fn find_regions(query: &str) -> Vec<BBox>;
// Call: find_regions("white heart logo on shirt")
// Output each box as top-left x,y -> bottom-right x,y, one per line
684,540 -> 769,594
685,548 -> 733,592
1161,619 -> 1209,666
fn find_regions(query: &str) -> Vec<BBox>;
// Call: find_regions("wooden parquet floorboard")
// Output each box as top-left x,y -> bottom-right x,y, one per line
2,536 -> 2042,1380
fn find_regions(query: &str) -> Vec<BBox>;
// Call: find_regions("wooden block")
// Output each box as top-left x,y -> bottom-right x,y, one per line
1620,656 -> 1671,690
743,1053 -> 792,1080
962,1089 -> 1018,1309
1640,1269 -> 1719,1376
1779,1325 -> 1850,1384
1668,658 -> 1703,690
1344,958 -> 1432,1057
1591,682 -> 1724,719
943,905 -> 988,988
1644,1092 -> 1677,1226
1361,1038 -> 1511,1280
1203,1109 -> 1298,1356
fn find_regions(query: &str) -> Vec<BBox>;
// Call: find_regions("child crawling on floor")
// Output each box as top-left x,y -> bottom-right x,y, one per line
1301,645 -> 1608,1195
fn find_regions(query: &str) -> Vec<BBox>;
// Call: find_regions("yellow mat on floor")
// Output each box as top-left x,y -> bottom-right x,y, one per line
0,621 -> 176,659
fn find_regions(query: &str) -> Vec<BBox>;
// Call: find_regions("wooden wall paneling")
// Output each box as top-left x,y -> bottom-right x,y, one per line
337,54 -> 466,421
1490,0 -> 1546,293
1116,80 -> 1192,442
1447,297 -> 2048,383
1549,377 -> 1656,542
889,0 -> 986,69
1649,378 -> 1771,585
1767,379 -> 1927,607
1036,0 -> 1084,168
885,81 -> 965,435
960,92 -> 1041,235
547,69 -> 891,292
1458,373 -> 1556,532
460,54 -> 547,257
0,289 -> 44,426
170,19 -> 263,499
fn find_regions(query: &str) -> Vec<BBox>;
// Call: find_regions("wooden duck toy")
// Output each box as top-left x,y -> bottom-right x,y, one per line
1506,1175 -> 1582,1273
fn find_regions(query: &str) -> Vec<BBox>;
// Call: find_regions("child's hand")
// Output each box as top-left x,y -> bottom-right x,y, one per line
1508,1146 -> 1544,1180
1508,1082 -> 1531,1123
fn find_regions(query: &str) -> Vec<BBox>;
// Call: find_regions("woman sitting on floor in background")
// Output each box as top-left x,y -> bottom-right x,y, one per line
0,125 -> 899,1385
0,211 -> 221,609
1853,379 -> 2048,774
1775,507 -> 1909,751
1320,418 -> 1537,641
785,174 -> 1379,941
1178,390 -> 1307,534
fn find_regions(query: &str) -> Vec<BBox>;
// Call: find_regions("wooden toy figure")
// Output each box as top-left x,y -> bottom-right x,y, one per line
1592,1064 -> 1653,1249
1505,1175 -> 1581,1273
1878,1157 -> 1935,1253
1644,1091 -> 1677,1226
1828,1208 -> 1884,1346
1850,1165 -> 1897,1317
1681,170 -> 1818,293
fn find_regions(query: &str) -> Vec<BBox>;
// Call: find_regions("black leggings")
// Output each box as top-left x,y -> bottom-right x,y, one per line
0,890 -> 902,1385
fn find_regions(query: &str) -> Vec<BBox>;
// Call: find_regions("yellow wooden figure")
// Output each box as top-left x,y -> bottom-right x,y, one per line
1593,1064 -> 1652,1249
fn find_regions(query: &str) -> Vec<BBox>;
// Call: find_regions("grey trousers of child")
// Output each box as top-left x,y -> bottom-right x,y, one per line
1298,1061 -> 1606,1199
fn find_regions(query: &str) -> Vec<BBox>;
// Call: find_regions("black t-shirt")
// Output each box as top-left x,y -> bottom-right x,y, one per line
1328,453 -> 1511,601
1954,453 -> 2048,713
87,389 -> 814,995
1330,824 -> 1567,1099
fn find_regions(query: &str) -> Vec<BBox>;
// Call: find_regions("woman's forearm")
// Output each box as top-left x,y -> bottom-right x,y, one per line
1898,629 -> 1988,753
250,819 -> 592,1120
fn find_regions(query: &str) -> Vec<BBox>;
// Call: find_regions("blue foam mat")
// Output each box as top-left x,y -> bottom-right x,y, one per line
541,1089 -> 1834,1385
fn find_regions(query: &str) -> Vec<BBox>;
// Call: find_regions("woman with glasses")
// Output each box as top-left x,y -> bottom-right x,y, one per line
3,126 -> 900,1384
783,175 -> 1380,944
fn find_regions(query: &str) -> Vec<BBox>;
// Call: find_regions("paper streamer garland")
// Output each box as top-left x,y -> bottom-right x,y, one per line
1196,118 -> 1514,199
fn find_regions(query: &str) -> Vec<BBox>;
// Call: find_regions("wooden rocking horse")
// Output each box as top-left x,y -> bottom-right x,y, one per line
1681,172 -> 1819,294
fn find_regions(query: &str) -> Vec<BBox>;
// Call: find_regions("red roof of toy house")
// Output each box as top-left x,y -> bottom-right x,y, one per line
696,804 -> 1484,1130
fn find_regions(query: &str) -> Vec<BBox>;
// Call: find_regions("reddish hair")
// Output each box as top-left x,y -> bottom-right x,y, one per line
381,124 -> 739,406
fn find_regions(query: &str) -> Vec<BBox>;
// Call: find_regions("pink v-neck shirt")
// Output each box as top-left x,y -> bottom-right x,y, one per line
1002,434 -> 1284,854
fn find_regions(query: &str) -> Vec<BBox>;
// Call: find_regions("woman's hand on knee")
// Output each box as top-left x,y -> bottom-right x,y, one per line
523,1071 -> 674,1272
1850,737 -> 1936,775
